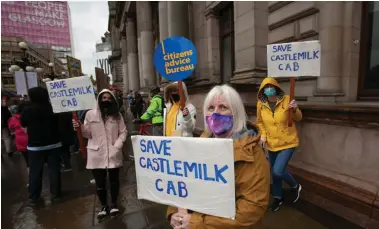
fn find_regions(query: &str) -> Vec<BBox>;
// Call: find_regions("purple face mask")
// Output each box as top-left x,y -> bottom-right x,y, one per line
206,113 -> 233,136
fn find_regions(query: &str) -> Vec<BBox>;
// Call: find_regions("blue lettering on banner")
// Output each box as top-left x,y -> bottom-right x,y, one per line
140,139 -> 172,156
139,137 -> 230,199
154,179 -> 188,198
60,98 -> 78,107
269,43 -> 320,73
155,179 -> 164,192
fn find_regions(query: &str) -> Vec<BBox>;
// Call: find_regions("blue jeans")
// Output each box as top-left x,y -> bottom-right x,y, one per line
269,148 -> 298,199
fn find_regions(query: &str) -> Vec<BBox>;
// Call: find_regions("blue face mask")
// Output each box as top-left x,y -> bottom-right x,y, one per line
263,87 -> 276,97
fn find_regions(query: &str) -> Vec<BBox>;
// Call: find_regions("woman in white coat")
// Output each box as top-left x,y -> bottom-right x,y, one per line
163,81 -> 196,137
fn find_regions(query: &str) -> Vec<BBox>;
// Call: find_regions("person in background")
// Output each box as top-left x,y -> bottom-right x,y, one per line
2,96 -> 14,157
58,112 -> 74,172
256,77 -> 302,212
8,103 -> 29,175
168,84 -> 270,229
140,87 -> 164,136
130,91 -> 144,122
163,81 -> 196,137
20,87 -> 62,205
127,91 -> 134,107
110,86 -> 125,117
72,89 -> 127,220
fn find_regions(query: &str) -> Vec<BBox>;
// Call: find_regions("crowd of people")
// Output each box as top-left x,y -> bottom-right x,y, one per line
2,77 -> 303,228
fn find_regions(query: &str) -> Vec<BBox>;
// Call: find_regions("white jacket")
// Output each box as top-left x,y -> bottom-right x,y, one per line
163,82 -> 196,137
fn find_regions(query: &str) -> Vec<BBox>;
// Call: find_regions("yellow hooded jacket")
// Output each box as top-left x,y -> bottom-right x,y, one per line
256,77 -> 302,152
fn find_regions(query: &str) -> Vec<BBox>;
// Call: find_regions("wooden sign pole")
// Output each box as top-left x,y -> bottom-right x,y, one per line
175,80 -> 188,215
288,77 -> 295,127
73,111 -> 87,159
177,81 -> 185,111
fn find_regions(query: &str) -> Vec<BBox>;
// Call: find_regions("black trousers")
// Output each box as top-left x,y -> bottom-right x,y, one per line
61,144 -> 71,168
29,147 -> 62,201
92,168 -> 120,207
20,150 -> 29,168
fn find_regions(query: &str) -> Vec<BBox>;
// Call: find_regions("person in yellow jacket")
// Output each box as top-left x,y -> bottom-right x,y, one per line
256,77 -> 302,212
167,84 -> 270,229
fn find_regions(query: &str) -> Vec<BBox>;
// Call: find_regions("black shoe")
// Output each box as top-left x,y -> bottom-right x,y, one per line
270,198 -> 283,212
291,184 -> 302,203
97,206 -> 109,221
8,152 -> 14,157
109,204 -> 120,217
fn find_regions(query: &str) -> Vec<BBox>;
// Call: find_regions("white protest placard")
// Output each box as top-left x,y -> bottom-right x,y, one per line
267,40 -> 321,77
14,71 -> 38,95
131,135 -> 236,219
14,71 -> 27,95
26,72 -> 38,88
46,76 -> 97,113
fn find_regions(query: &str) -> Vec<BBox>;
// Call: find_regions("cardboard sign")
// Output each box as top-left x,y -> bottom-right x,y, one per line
267,40 -> 321,77
131,135 -> 236,219
153,36 -> 197,81
47,76 -> 97,113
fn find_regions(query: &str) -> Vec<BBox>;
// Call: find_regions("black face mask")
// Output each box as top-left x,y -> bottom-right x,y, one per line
171,94 -> 180,102
101,100 -> 112,108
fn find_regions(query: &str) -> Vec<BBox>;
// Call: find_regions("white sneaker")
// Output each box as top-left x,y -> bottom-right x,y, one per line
90,179 -> 96,184
97,206 -> 109,221
110,205 -> 120,217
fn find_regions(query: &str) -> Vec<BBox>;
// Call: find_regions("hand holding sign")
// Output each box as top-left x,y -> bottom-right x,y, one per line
154,36 -> 197,111
131,135 -> 235,219
47,76 -> 97,158
47,76 -> 97,113
267,40 -> 321,126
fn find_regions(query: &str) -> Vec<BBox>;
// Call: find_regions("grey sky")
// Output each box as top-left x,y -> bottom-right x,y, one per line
68,1 -> 109,77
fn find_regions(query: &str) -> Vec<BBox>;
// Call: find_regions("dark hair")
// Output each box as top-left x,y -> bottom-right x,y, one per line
150,87 -> 160,95
17,102 -> 27,114
28,87 -> 50,105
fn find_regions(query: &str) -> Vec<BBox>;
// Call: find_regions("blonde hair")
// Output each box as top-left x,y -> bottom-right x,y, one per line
203,84 -> 247,134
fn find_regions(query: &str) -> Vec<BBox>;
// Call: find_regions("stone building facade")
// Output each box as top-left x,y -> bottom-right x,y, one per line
108,2 -> 379,227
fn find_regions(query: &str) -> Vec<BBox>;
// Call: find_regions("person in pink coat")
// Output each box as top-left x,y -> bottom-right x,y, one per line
8,103 -> 29,168
73,89 -> 127,220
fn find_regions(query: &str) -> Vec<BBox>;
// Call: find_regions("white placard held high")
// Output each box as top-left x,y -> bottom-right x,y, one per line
26,72 -> 38,89
46,76 -> 97,113
14,71 -> 27,95
131,135 -> 236,219
267,40 -> 321,77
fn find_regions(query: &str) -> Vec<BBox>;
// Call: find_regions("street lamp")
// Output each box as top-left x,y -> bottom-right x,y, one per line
42,63 -> 67,82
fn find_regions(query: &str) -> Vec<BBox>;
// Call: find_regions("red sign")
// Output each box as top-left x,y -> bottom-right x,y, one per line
1,1 -> 71,47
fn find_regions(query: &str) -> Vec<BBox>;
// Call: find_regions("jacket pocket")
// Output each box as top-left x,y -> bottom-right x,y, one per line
109,145 -> 122,162
87,144 -> 100,150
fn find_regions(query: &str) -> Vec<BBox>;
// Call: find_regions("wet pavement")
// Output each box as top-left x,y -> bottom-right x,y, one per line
3,151 -> 330,229
1,109 -> 354,229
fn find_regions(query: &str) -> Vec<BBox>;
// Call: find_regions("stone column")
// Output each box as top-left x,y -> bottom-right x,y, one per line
168,2 -> 189,37
121,37 -> 129,95
159,2 -> 169,41
232,2 -> 268,82
316,2 -> 344,94
206,11 -> 221,83
126,17 -> 140,91
137,2 -> 156,88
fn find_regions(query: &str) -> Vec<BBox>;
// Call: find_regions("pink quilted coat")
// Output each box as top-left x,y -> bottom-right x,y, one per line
81,90 -> 127,169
